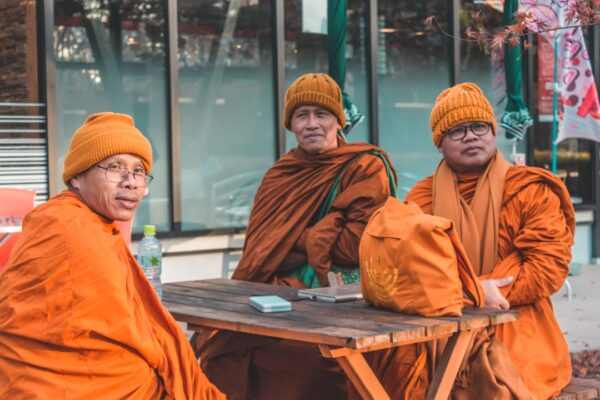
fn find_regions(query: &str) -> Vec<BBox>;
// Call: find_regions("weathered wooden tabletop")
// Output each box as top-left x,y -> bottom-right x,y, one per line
162,278 -> 517,350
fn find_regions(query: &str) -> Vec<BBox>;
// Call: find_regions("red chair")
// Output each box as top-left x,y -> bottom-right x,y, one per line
0,188 -> 36,271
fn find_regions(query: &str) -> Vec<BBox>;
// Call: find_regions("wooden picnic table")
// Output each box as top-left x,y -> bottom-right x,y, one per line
162,278 -> 518,400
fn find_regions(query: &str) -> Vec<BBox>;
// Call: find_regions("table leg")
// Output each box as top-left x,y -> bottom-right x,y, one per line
426,329 -> 477,400
319,345 -> 390,400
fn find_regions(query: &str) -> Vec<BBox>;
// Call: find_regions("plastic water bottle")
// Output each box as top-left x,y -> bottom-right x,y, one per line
137,225 -> 163,299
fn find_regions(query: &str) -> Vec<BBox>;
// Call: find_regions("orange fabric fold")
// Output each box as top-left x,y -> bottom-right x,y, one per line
0,191 -> 224,400
203,137 -> 396,400
407,164 -> 574,399
232,136 -> 396,285
355,196 -> 534,400
359,197 -> 484,317
432,151 -> 511,275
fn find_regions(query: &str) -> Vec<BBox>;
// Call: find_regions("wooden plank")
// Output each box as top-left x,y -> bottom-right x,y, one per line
333,351 -> 391,400
556,382 -> 600,400
554,392 -> 575,400
164,293 -> 392,348
317,333 -> 454,358
426,330 -> 477,400
462,307 -> 519,325
164,281 -> 297,303
163,279 -> 457,341
165,280 -> 459,339
569,377 -> 600,389
434,307 -> 517,330
167,279 -> 300,300
331,301 -> 458,338
164,289 -> 427,342
167,278 -> 513,329
166,284 -> 451,342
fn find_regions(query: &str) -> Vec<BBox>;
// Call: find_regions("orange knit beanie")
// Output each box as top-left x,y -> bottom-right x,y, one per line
62,112 -> 153,185
430,82 -> 497,146
283,73 -> 346,129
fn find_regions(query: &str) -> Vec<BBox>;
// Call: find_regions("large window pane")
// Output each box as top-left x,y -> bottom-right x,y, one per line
178,0 -> 275,231
53,0 -> 171,232
284,0 -> 370,149
377,1 -> 450,197
531,33 -> 594,205
459,1 -> 519,158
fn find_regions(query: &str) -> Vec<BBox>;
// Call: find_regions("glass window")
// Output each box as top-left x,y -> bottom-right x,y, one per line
377,1 -> 451,197
53,0 -> 171,232
458,1 -> 520,158
284,0 -> 370,150
531,135 -> 594,205
177,0 -> 276,230
530,32 -> 595,205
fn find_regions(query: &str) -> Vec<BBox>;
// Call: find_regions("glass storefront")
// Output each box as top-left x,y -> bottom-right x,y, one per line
36,0 -> 598,242
284,0 -> 370,149
177,0 -> 276,231
377,0 -> 451,197
53,0 -> 171,231
459,1 -> 525,161
529,30 -> 596,206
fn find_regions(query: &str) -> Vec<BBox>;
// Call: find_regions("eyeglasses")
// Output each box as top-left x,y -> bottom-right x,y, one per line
447,122 -> 491,141
96,164 -> 154,187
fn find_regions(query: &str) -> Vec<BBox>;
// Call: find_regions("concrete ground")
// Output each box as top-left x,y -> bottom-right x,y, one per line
552,264 -> 600,353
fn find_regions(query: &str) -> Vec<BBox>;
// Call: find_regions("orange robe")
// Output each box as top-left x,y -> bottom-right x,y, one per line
200,138 -> 396,400
0,191 -> 224,400
407,166 -> 574,399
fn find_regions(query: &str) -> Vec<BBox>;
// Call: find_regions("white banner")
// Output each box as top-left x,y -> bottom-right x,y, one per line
521,0 -> 600,142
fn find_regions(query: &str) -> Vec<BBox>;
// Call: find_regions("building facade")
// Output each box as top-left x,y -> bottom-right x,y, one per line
2,0 -> 598,279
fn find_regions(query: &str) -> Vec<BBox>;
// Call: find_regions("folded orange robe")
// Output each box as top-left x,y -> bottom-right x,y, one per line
200,138 -> 396,400
407,166 -> 574,399
0,191 -> 224,400
233,137 -> 396,285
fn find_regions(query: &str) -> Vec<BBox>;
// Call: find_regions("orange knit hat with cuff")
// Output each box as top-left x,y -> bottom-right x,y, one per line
430,82 -> 497,147
283,73 -> 346,129
62,112 -> 153,185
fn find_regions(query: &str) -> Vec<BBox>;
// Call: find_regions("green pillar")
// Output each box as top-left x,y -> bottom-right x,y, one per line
327,0 -> 364,135
501,0 -> 533,141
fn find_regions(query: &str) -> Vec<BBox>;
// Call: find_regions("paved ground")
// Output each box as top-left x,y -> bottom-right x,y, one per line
552,264 -> 600,353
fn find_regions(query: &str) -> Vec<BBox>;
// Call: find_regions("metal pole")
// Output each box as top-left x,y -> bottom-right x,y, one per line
551,32 -> 559,174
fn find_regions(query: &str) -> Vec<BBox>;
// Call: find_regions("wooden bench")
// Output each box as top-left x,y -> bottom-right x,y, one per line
555,377 -> 600,400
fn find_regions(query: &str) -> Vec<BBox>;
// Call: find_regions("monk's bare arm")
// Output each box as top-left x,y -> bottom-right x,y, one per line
481,183 -> 572,306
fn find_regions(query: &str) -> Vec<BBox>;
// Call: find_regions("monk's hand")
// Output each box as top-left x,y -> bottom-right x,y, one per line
481,276 -> 513,310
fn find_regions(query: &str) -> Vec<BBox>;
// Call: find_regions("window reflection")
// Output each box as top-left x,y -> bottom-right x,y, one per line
377,1 -> 450,197
177,0 -> 275,230
458,1 -> 520,158
53,0 -> 171,232
284,0 -> 370,148
527,11 -> 593,205
532,136 -> 593,205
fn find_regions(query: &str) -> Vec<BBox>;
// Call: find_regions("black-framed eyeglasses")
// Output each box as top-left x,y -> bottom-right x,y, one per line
96,164 -> 154,187
447,122 -> 491,141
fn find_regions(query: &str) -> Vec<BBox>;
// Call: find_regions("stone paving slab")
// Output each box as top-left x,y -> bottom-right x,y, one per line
553,265 -> 600,353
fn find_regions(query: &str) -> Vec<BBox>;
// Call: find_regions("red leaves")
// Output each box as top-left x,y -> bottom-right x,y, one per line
424,0 -> 600,52
491,29 -> 509,50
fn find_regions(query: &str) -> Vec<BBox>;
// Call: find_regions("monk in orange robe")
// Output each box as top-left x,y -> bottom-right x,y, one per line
198,73 -> 397,400
0,113 -> 224,399
403,83 -> 573,399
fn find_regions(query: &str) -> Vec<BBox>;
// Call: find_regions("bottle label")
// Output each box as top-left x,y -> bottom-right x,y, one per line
138,253 -> 162,268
